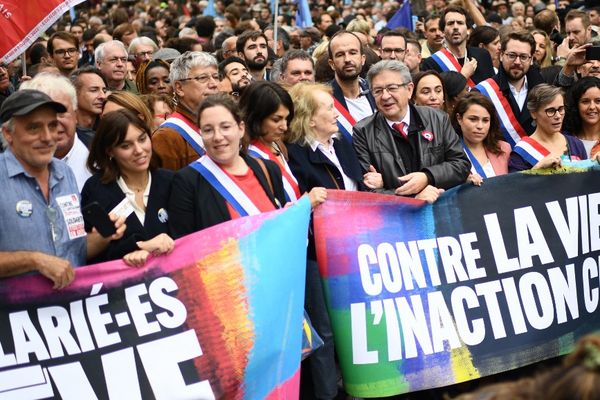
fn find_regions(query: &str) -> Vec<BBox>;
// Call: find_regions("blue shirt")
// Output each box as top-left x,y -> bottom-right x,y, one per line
0,149 -> 86,267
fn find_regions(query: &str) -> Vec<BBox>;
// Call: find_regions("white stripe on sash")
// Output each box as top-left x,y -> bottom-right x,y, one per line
248,144 -> 298,201
513,138 -> 548,166
161,117 -> 205,156
475,80 -> 527,148
190,156 -> 261,217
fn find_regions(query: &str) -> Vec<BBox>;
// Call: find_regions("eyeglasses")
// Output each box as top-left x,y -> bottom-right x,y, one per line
371,82 -> 410,97
544,105 -> 565,117
381,47 -> 406,56
54,48 -> 78,57
200,124 -> 238,138
503,52 -> 532,62
179,73 -> 219,84
136,51 -> 154,58
106,56 -> 128,64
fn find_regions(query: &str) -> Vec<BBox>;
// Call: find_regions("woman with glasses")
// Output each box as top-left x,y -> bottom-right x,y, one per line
239,81 -> 302,202
563,77 -> 600,159
135,59 -> 173,97
82,109 -> 175,266
452,92 -> 510,184
152,51 -> 219,170
509,84 -> 587,172
167,94 -> 290,236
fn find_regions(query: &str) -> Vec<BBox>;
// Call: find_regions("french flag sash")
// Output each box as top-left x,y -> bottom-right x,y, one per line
513,136 -> 549,167
160,112 -> 205,157
333,96 -> 356,143
462,142 -> 489,178
430,48 -> 476,88
189,156 -> 261,217
248,142 -> 300,202
475,78 -> 528,148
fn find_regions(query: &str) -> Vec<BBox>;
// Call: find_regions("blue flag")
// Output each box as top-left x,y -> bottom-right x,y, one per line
386,0 -> 412,30
295,0 -> 313,28
203,0 -> 217,16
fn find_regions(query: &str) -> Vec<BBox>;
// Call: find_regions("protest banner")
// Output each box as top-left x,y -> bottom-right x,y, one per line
314,171 -> 600,397
0,198 -> 311,400
0,0 -> 86,64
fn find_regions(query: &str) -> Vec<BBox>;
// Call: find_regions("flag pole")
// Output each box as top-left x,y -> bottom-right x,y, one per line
273,0 -> 279,56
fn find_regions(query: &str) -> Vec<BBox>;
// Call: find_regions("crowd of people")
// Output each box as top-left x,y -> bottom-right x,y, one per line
1,0 -> 600,398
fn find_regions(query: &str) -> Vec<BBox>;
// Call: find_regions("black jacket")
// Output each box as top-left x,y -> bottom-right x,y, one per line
473,64 -> 545,135
168,154 -> 286,239
422,46 -> 495,85
81,168 -> 174,263
287,136 -> 367,192
352,104 -> 470,193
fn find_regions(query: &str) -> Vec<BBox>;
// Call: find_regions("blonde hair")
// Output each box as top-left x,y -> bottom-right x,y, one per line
288,83 -> 336,146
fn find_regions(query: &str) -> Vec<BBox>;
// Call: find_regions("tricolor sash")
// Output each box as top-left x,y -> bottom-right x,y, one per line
248,142 -> 300,202
189,156 -> 260,217
513,136 -> 549,166
430,48 -> 476,88
475,78 -> 528,148
333,96 -> 356,143
462,142 -> 488,178
160,112 -> 205,157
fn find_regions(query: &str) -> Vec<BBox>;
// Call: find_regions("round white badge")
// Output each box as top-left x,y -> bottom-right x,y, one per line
16,200 -> 33,217
158,208 -> 168,223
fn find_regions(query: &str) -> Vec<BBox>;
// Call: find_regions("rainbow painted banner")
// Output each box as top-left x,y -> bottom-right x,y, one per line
0,198 -> 311,399
314,171 -> 600,397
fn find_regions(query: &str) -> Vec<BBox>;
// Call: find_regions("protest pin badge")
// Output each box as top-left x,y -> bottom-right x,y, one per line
16,200 -> 33,217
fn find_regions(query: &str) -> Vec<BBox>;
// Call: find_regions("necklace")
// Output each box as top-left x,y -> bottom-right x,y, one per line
124,174 -> 149,193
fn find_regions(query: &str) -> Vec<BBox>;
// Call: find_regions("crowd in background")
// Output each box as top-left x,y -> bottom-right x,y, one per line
1,0 -> 600,398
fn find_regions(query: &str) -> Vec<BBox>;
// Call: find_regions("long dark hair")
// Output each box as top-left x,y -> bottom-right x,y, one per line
452,92 -> 504,155
87,109 -> 158,183
238,81 -> 294,140
563,76 -> 600,136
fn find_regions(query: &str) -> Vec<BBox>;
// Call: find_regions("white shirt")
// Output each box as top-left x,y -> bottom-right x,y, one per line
482,160 -> 496,178
116,173 -> 152,225
60,137 -> 92,192
385,106 -> 411,132
509,76 -> 528,112
345,95 -> 374,124
309,138 -> 357,191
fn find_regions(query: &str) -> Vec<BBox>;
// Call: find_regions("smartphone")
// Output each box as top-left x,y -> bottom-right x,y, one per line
586,46 -> 600,61
82,202 -> 116,238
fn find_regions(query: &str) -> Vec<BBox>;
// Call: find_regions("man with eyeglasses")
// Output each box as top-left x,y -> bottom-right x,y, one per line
0,90 -> 124,289
153,51 -> 220,170
353,60 -> 470,203
47,32 -> 80,77
379,31 -> 407,62
473,31 -> 545,147
422,5 -> 495,88
95,40 -> 138,93
128,37 -> 159,68
328,31 -> 377,141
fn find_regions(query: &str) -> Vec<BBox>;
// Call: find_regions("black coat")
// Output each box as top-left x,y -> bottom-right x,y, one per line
473,64 -> 546,136
81,168 -> 174,263
168,154 -> 286,239
287,137 -> 367,192
422,46 -> 495,85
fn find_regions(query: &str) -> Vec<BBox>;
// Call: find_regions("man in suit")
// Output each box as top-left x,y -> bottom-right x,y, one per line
353,60 -> 470,203
473,31 -> 545,147
422,5 -> 495,87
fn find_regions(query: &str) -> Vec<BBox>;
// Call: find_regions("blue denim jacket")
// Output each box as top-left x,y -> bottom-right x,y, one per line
0,149 -> 86,267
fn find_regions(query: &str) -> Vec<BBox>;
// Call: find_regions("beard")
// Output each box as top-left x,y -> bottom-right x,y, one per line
507,66 -> 527,81
246,56 -> 268,70
336,64 -> 362,81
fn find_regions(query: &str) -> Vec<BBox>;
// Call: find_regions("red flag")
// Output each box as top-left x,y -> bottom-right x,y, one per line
0,0 -> 86,64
